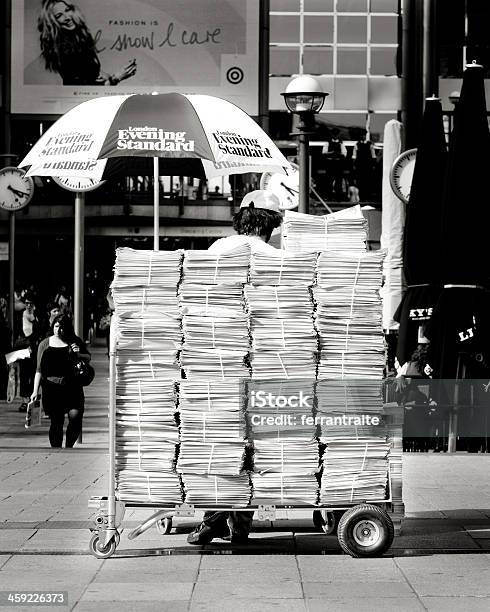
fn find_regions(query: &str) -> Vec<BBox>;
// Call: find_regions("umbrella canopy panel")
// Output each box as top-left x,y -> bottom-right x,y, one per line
403,98 -> 447,286
440,63 -> 490,286
19,93 -> 292,181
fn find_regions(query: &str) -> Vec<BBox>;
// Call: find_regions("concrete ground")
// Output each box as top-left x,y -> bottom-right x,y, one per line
1,341 -> 489,611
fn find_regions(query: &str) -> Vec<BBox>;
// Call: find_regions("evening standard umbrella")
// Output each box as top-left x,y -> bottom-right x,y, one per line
18,93 -> 293,248
394,97 -> 447,367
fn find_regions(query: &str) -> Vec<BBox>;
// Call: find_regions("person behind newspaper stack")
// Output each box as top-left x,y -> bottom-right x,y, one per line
187,190 -> 283,545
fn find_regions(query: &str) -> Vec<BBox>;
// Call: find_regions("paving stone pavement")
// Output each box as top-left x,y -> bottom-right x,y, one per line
1,342 -> 490,610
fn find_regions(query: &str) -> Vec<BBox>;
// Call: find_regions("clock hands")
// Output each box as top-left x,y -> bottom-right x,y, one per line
7,184 -> 29,198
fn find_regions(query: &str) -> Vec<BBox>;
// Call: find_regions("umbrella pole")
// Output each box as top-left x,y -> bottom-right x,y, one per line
153,157 -> 159,251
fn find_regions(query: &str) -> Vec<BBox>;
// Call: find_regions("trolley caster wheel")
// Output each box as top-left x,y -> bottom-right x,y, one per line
156,517 -> 173,535
89,533 -> 117,559
114,531 -> 121,547
337,504 -> 394,558
313,510 -> 337,535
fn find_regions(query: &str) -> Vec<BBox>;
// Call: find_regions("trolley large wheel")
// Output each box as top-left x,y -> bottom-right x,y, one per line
89,533 -> 117,559
156,517 -> 173,535
337,504 -> 394,558
312,510 -> 337,535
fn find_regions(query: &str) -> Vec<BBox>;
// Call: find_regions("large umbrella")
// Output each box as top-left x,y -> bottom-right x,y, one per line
425,63 -> 490,452
394,97 -> 447,367
18,93 -> 293,247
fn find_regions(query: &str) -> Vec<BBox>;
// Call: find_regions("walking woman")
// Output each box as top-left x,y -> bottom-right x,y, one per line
30,314 -> 91,448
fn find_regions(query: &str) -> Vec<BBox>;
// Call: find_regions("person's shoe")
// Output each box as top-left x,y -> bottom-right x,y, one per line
187,522 -> 215,545
18,403 -> 28,413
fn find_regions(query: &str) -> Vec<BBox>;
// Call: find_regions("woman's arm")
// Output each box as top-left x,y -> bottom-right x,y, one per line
30,372 -> 42,402
71,338 -> 91,362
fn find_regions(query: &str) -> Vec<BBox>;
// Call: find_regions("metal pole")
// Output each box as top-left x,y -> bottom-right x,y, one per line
258,0 -> 270,133
73,192 -> 85,337
8,212 -> 15,341
298,115 -> 309,214
153,157 -> 159,250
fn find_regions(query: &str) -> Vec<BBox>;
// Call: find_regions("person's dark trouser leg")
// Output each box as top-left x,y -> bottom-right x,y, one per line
228,511 -> 254,540
49,411 -> 64,448
65,408 -> 83,447
202,511 -> 229,533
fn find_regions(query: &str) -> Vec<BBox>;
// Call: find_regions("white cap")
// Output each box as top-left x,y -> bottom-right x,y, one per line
240,190 -> 281,213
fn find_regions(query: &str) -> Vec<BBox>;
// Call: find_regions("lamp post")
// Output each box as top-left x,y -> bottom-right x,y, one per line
281,75 -> 327,214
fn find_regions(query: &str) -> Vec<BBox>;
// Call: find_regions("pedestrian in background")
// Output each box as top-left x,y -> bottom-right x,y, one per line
15,293 -> 40,412
30,314 -> 91,448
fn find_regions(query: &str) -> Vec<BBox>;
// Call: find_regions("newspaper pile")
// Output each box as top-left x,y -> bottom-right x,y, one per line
246,285 -> 317,380
315,250 -> 386,379
112,248 -> 183,504
282,205 -> 368,253
319,438 -> 390,504
177,247 -> 252,505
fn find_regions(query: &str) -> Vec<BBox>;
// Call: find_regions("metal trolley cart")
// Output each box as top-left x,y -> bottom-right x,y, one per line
88,332 -> 402,559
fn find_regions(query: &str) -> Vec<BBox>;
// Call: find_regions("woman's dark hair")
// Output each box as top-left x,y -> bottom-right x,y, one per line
232,204 -> 282,242
410,344 -> 429,375
52,313 -> 75,342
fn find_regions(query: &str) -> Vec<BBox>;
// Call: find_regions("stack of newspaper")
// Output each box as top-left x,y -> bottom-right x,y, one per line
245,285 -> 317,379
315,250 -> 386,379
250,250 -> 318,286
178,247 -> 252,505
179,284 -> 244,317
112,248 -> 183,504
282,205 -> 368,253
319,438 -> 390,504
182,246 -> 250,285
182,474 -> 252,506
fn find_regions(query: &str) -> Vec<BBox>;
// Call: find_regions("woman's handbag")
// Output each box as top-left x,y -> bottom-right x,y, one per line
70,350 -> 95,387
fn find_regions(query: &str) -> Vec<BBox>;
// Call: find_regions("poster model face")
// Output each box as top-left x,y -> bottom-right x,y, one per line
11,0 -> 259,115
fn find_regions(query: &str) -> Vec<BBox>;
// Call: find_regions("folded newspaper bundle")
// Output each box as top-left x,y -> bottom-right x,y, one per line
116,470 -> 183,504
319,438 -> 390,504
250,250 -> 318,286
182,474 -> 251,506
182,245 -> 250,285
179,283 -> 244,317
282,205 -> 368,253
112,247 -> 183,288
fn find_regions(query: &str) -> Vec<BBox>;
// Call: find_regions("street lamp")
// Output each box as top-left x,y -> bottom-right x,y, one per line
281,75 -> 328,214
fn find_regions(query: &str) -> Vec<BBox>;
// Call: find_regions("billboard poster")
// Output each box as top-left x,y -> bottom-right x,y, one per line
11,0 -> 259,115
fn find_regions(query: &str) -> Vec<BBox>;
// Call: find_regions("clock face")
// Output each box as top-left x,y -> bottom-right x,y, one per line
260,170 -> 299,210
0,167 -> 35,211
390,148 -> 417,204
52,176 -> 106,192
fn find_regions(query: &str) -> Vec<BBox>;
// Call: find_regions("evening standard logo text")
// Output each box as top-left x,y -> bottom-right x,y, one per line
117,127 -> 195,151
41,132 -> 94,156
213,131 -> 272,158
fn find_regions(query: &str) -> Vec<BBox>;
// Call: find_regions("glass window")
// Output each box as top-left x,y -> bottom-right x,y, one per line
337,48 -> 367,73
303,46 -> 334,74
337,0 -> 368,12
337,16 -> 367,43
370,15 -> 398,44
270,0 -> 300,11
270,15 -> 300,43
304,16 -> 334,43
270,47 -> 300,75
370,47 -> 398,75
304,0 -> 334,10
369,0 -> 398,12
